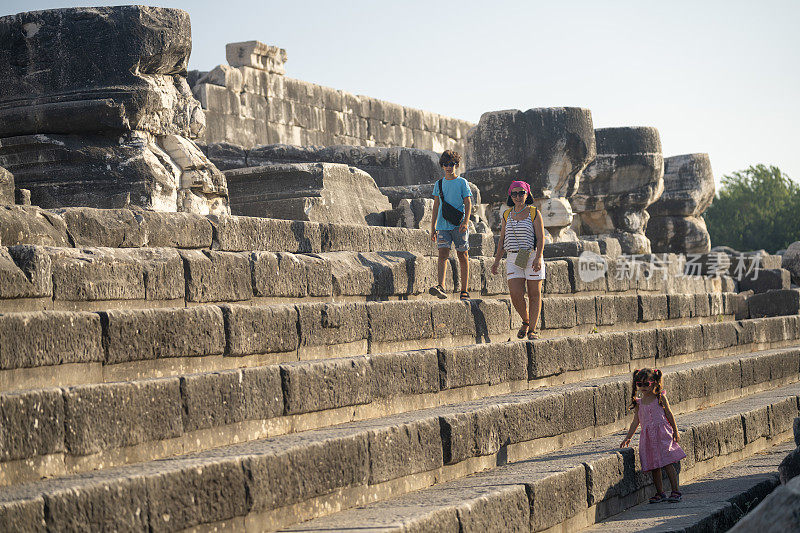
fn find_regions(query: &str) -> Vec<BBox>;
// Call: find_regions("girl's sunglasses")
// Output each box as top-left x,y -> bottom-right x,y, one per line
510,191 -> 527,197
636,380 -> 654,387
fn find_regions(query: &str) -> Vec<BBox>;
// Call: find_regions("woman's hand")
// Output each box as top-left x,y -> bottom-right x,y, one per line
533,256 -> 542,272
620,437 -> 631,448
491,260 -> 500,275
430,229 -> 437,242
459,221 -> 468,234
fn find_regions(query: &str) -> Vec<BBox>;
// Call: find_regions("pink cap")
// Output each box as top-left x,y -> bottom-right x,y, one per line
508,181 -> 531,195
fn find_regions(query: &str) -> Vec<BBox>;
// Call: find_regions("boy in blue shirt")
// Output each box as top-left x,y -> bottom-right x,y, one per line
429,150 -> 472,300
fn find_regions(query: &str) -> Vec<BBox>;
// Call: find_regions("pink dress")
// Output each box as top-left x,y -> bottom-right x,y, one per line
636,392 -> 686,471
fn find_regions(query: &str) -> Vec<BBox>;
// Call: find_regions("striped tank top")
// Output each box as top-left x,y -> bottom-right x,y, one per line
504,212 -> 536,252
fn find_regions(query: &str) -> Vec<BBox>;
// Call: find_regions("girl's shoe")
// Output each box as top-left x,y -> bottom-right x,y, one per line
527,329 -> 540,340
517,322 -> 529,339
667,491 -> 682,502
649,492 -> 667,504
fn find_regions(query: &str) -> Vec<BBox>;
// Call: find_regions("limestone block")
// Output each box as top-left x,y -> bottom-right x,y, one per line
43,470 -> 150,531
432,301 -> 476,339
541,297 -> 577,329
63,378 -> 183,455
225,162 -> 391,225
281,357 -> 373,415
638,294 -> 668,322
369,349 -> 439,398
543,239 -> 601,258
219,304 -> 298,357
179,249 -> 253,302
296,302 -> 369,350
526,464 -> 588,531
56,207 -> 144,248
768,397 -> 798,437
364,416 -> 443,484
436,342 -> 527,388
101,306 -> 224,364
0,311 -> 102,370
629,329 -> 658,360
739,269 -> 791,294
145,457 -> 250,531
593,380 -> 630,427
0,495 -> 46,532
0,388 -> 65,461
181,367 -> 282,431
367,226 -> 434,256
0,206 -> 70,246
135,210 -> 214,249
250,251 -> 332,298
701,322 -> 739,351
782,241 -> 800,285
649,154 -> 715,217
748,289 -> 800,318
226,41 -> 287,74
366,300 -> 434,343
543,259 -> 572,293
657,325 -> 703,359
647,215 -> 711,254
396,198 -> 434,229
197,65 -> 243,93
208,215 -> 322,253
193,83 -> 241,115
0,245 -> 52,299
0,166 -> 13,204
464,107 -> 595,203
741,405 -> 770,443
243,432 -> 369,511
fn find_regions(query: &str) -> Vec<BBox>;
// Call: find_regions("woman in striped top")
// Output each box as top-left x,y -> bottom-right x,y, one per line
491,181 -> 545,339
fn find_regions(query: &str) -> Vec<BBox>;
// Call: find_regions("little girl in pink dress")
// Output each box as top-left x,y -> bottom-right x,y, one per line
620,368 -> 686,503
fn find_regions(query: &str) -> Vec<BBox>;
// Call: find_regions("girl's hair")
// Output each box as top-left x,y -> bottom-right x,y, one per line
629,368 -> 665,410
505,192 -> 534,207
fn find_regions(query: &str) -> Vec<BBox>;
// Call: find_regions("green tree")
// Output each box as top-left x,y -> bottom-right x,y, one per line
703,164 -> 800,253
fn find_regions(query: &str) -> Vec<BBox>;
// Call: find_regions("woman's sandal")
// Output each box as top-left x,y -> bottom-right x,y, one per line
517,322 -> 529,339
459,291 -> 470,301
649,492 -> 667,504
527,329 -> 540,340
666,491 -> 682,502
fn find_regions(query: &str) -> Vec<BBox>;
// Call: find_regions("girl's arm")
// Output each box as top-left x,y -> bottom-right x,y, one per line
491,217 -> 507,274
662,394 -> 680,442
620,407 -> 640,448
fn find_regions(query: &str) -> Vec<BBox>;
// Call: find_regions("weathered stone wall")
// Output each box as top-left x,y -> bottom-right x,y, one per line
189,41 -> 474,152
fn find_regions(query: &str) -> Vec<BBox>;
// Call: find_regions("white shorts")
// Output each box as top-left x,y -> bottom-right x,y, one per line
506,251 -> 546,280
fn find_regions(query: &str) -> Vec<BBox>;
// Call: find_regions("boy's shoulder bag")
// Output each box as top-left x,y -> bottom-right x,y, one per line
437,178 -> 465,226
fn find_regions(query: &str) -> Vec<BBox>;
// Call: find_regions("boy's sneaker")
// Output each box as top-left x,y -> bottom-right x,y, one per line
667,491 -> 682,502
429,285 -> 447,299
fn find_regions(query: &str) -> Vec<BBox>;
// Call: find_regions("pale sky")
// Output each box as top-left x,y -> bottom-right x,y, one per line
4,0 -> 799,187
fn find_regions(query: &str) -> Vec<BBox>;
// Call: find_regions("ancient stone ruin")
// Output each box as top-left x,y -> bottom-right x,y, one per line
646,153 -> 715,254
0,6 -> 228,214
571,127 -> 665,254
0,6 -> 799,533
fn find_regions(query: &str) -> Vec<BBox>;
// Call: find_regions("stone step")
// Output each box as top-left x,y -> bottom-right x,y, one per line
0,242 -> 731,312
279,387 -> 800,533
0,292 -> 749,393
0,343 -> 797,525
583,440 -> 796,532
0,314 -> 795,485
3,380 -> 791,533
0,207 -> 435,255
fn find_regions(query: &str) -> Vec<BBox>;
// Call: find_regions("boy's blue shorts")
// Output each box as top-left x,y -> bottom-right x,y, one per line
436,228 -> 469,252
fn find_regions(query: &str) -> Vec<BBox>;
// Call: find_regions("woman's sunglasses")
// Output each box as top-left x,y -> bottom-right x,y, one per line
636,380 -> 654,387
441,163 -> 455,168
510,191 -> 527,197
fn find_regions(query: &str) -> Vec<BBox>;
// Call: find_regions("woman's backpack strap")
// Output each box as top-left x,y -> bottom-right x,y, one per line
503,208 -> 512,223
530,206 -> 537,224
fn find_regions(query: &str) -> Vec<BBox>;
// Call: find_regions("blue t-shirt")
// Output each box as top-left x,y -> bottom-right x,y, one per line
433,176 -> 472,231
